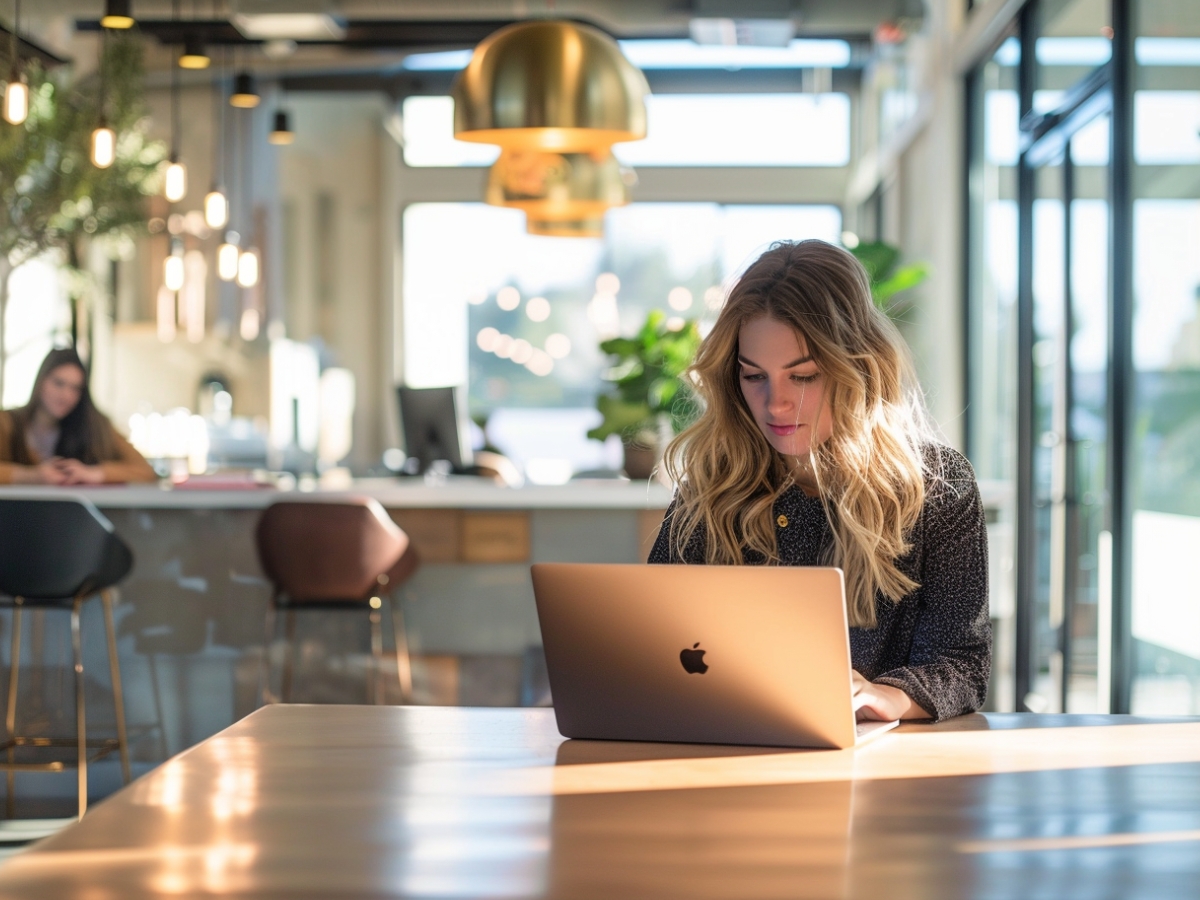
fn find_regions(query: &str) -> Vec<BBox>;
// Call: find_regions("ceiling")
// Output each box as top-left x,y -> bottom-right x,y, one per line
14,0 -> 923,88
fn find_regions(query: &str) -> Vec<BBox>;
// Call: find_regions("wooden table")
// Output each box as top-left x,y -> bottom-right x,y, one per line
0,706 -> 1197,899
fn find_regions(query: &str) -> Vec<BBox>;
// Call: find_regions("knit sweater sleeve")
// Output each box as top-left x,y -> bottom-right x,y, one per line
872,451 -> 992,721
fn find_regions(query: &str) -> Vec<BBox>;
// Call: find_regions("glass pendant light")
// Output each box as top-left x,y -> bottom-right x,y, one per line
217,231 -> 240,281
453,21 -> 649,152
100,0 -> 134,29
165,155 -> 187,202
91,120 -> 116,168
205,53 -> 229,229
164,240 -> 186,291
268,110 -> 293,145
229,73 -> 260,108
205,189 -> 228,229
91,28 -> 115,168
3,74 -> 27,126
162,17 -> 189,201
236,247 -> 260,288
4,0 -> 28,126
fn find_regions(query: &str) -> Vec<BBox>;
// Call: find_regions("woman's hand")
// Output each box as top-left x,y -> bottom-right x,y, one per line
851,670 -> 931,722
12,459 -> 69,484
54,459 -> 106,485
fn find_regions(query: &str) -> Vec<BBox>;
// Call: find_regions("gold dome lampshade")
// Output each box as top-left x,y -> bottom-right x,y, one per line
486,149 -> 632,221
526,216 -> 606,238
453,20 -> 650,152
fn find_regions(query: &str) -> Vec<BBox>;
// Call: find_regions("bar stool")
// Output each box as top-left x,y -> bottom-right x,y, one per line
255,498 -> 419,705
0,497 -> 133,819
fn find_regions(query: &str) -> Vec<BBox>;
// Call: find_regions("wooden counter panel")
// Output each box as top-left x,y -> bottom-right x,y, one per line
387,508 -> 462,562
462,512 -> 531,563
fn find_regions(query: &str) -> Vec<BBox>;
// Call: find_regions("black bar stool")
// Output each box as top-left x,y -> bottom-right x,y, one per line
0,497 -> 134,819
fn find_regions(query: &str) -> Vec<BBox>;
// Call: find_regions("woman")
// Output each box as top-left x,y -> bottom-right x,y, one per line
649,240 -> 990,723
0,348 -> 156,485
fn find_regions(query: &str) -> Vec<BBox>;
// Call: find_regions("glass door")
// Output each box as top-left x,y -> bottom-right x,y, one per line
1022,101 -> 1113,713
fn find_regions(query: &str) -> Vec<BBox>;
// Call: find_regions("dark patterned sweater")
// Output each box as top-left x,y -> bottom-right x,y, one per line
647,445 -> 991,722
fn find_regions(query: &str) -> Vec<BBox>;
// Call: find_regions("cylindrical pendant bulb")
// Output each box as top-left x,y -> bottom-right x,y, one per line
204,189 -> 228,229
236,248 -> 260,288
91,125 -> 116,168
217,236 -> 240,282
164,253 -> 185,292
164,159 -> 188,202
3,78 -> 28,125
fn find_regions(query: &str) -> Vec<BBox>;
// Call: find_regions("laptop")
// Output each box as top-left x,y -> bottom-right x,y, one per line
531,563 -> 899,750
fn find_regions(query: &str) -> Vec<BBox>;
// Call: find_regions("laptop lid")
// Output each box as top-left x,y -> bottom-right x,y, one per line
532,563 -> 860,749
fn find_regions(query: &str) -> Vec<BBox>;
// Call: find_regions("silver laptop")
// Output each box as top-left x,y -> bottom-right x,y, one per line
531,563 -> 899,750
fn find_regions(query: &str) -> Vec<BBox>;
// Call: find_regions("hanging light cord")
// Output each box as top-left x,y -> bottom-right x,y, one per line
98,27 -> 107,124
172,0 -> 180,154
10,0 -> 19,73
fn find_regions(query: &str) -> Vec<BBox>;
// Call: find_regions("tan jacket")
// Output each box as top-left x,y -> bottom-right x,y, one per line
0,409 -> 158,484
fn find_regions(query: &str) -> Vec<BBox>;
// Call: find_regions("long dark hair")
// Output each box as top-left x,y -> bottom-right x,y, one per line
9,348 -> 115,465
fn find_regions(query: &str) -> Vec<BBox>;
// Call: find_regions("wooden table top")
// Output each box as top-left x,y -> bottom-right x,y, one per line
0,706 -> 1198,899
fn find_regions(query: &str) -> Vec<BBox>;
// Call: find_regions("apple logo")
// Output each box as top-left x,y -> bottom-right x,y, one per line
680,642 -> 708,675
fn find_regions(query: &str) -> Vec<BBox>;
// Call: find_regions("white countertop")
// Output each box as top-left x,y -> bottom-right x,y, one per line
0,478 -> 676,511
0,477 -> 1013,513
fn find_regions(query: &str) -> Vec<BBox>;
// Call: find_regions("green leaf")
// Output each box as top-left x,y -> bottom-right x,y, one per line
586,395 -> 654,441
874,263 -> 930,306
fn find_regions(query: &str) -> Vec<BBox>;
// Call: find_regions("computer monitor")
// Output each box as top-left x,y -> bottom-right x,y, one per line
396,385 -> 474,473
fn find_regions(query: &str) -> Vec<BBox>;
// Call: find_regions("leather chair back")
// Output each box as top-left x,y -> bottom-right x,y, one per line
0,497 -> 133,600
255,498 -> 414,604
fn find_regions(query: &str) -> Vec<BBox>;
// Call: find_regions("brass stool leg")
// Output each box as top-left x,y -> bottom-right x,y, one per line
260,594 -> 278,706
70,598 -> 87,819
281,610 -> 296,704
147,653 -> 169,760
369,610 -> 384,705
101,591 -> 131,785
390,593 -> 414,705
6,599 -> 23,818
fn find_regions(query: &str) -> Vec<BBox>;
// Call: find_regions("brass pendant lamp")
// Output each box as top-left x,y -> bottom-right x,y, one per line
526,216 -> 605,238
453,20 -> 649,152
486,149 -> 631,221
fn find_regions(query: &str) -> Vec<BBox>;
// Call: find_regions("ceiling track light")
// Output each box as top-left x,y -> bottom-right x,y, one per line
100,0 -> 134,29
179,35 -> 211,70
268,109 -> 293,145
229,72 -> 260,108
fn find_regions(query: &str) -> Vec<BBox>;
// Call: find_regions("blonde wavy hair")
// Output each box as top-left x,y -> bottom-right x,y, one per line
663,240 -> 939,629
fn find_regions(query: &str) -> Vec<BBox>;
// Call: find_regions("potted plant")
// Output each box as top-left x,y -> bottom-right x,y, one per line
845,239 -> 929,318
587,309 -> 701,479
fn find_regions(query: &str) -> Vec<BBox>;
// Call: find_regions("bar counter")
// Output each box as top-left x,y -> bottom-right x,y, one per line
0,480 -> 672,790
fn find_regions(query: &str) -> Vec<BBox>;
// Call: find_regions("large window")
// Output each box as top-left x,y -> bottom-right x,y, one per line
402,203 -> 841,478
967,0 -> 1200,715
401,93 -> 852,169
1130,9 -> 1200,714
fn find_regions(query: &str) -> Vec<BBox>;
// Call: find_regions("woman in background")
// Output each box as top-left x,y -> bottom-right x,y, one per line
649,240 -> 990,723
0,347 -> 156,485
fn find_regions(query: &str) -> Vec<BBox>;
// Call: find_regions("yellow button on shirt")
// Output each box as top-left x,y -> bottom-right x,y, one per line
776,514 -> 788,528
